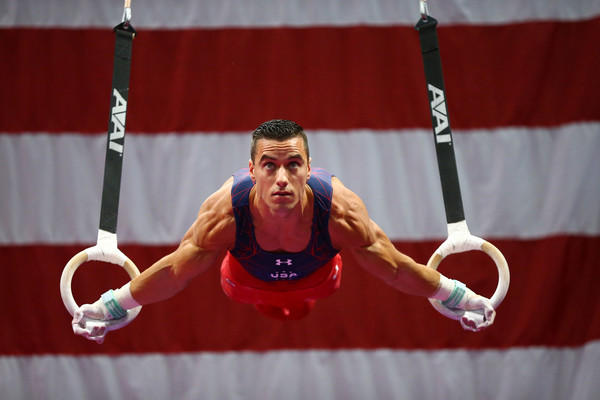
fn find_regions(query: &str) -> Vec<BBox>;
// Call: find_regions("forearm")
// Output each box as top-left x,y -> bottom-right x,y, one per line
366,243 -> 441,298
387,257 -> 442,298
357,245 -> 467,308
94,253 -> 193,319
129,253 -> 190,305
105,239 -> 221,309
131,242 -> 226,304
351,230 -> 442,298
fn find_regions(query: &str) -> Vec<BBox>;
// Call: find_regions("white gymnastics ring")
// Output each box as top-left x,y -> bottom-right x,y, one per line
427,240 -> 510,320
60,249 -> 142,330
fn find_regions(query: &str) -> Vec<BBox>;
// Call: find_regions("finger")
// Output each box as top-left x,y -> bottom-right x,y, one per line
72,323 -> 90,337
461,311 -> 488,332
73,316 -> 91,332
465,317 -> 494,332
460,318 -> 479,332
460,317 -> 477,331
90,324 -> 106,338
72,317 -> 108,342
72,309 -> 84,324
475,320 -> 492,332
92,328 -> 107,344
79,304 -> 104,320
460,317 -> 478,332
484,306 -> 496,324
73,324 -> 99,341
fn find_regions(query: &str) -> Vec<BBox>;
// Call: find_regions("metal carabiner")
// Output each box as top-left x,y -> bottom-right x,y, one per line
122,0 -> 132,26
420,0 -> 430,21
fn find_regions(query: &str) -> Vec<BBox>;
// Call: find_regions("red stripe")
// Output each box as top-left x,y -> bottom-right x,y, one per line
1,18 -> 599,133
2,236 -> 599,355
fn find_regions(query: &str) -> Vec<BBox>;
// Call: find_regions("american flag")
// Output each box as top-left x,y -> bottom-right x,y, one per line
1,1 -> 599,398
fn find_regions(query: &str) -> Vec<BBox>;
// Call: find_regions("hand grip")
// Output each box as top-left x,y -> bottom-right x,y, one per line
60,249 -> 142,330
427,240 -> 510,320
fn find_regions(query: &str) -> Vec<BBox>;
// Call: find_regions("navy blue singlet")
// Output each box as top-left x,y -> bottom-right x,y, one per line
229,168 -> 340,281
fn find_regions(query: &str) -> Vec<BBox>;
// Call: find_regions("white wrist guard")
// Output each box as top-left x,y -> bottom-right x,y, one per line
101,290 -> 128,319
430,274 -> 455,301
101,282 -> 141,319
114,282 -> 141,310
430,276 -> 469,309
440,280 -> 467,309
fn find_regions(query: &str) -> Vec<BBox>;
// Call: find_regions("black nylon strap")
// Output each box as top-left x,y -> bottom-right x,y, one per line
415,16 -> 465,224
99,22 -> 136,233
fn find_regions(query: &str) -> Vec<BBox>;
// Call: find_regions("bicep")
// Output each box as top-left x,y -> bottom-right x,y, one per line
329,183 -> 401,280
168,238 -> 227,282
330,179 -> 439,294
130,178 -> 234,303
329,178 -> 374,249
160,177 -> 235,280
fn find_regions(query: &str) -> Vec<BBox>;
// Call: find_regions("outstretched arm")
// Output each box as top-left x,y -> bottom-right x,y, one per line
328,177 -> 495,331
349,218 -> 441,297
72,178 -> 236,341
328,178 -> 440,296
129,180 -> 235,304
127,230 -> 228,306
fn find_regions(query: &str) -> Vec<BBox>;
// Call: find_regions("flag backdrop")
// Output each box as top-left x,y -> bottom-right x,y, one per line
1,1 -> 600,399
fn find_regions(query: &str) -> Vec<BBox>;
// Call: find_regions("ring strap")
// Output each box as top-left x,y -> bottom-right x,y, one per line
415,8 -> 510,321
415,15 -> 465,224
99,22 -> 136,234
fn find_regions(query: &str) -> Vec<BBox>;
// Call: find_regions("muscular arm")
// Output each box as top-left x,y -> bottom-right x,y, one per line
327,178 -> 496,331
129,178 -> 236,305
329,178 -> 441,298
72,178 -> 237,342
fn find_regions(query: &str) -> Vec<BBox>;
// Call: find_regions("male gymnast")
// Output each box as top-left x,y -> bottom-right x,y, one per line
73,119 -> 495,341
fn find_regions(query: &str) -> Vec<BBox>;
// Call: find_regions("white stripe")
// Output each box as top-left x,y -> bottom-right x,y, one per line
1,122 -> 599,244
2,0 -> 599,28
2,341 -> 599,399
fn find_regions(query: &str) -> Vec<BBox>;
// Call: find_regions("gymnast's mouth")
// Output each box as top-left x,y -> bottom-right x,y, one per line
273,191 -> 292,197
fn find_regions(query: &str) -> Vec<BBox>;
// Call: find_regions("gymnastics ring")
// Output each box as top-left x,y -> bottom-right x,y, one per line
427,231 -> 510,320
60,247 -> 142,330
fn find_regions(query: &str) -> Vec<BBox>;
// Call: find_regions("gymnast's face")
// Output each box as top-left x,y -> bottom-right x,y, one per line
249,137 -> 311,215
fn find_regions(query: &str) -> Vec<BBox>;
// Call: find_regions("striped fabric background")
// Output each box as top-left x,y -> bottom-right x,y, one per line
1,1 -> 599,399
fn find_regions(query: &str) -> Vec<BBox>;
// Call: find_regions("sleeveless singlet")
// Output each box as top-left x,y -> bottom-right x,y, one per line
229,167 -> 340,281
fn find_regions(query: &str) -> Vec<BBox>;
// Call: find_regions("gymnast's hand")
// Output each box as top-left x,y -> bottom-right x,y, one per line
455,287 -> 496,332
436,277 -> 496,332
71,300 -> 113,344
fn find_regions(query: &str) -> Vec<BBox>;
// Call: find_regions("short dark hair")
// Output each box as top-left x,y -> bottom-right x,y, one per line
250,119 -> 309,162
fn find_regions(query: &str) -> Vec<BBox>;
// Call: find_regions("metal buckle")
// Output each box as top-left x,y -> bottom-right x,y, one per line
122,0 -> 132,25
420,0 -> 430,21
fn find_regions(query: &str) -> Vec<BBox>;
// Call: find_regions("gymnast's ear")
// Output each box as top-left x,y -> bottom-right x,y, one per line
248,159 -> 256,182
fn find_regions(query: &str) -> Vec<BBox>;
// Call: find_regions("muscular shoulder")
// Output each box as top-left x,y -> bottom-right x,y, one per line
189,177 -> 236,250
328,177 -> 376,249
